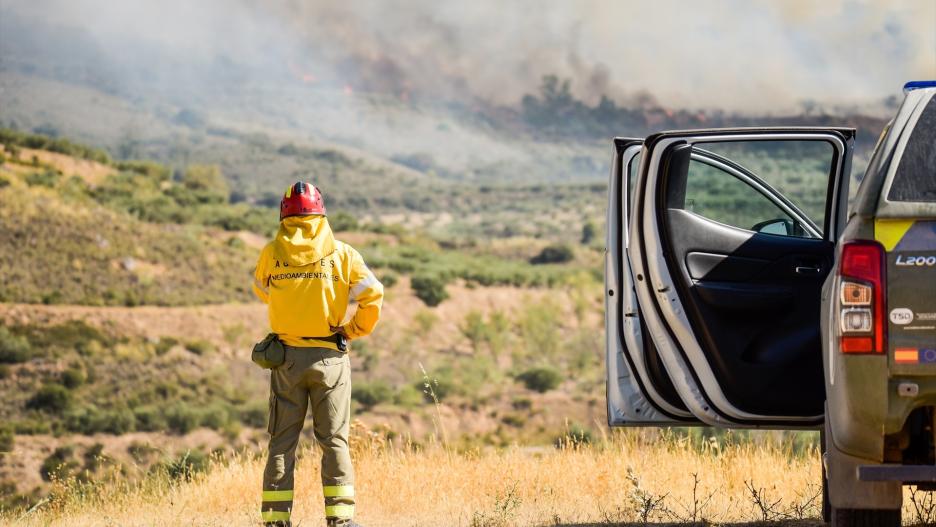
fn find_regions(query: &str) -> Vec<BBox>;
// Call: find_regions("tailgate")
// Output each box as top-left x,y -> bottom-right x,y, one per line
878,219 -> 936,373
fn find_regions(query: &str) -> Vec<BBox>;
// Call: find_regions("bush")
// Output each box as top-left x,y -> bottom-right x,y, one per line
411,274 -> 449,307
554,424 -> 593,448
237,400 -> 268,428
0,327 -> 31,363
352,381 -> 394,410
27,384 -> 71,412
0,427 -> 13,453
581,221 -> 597,245
166,404 -> 200,434
61,367 -> 86,389
161,449 -> 209,481
154,337 -> 178,355
184,340 -> 213,355
199,403 -> 230,430
64,405 -> 135,435
134,405 -> 168,432
530,244 -> 574,265
415,370 -> 454,403
40,446 -> 79,481
379,271 -> 399,289
181,165 -> 228,203
516,366 -> 562,393
329,211 -> 359,232
24,169 -> 61,188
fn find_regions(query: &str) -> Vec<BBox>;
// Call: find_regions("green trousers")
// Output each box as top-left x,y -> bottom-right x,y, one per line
261,346 -> 355,525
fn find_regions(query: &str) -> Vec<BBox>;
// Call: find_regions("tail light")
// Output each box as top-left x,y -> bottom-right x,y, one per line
838,240 -> 886,354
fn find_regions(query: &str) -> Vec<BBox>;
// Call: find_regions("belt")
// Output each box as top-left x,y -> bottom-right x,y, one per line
300,334 -> 342,344
299,333 -> 347,351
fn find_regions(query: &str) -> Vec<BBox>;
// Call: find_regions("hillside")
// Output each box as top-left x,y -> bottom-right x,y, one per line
0,137 -> 611,511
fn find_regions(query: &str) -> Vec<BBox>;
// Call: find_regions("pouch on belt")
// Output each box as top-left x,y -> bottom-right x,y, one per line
252,333 -> 286,369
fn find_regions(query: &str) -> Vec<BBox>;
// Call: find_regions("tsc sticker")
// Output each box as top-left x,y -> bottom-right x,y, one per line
890,308 -> 914,325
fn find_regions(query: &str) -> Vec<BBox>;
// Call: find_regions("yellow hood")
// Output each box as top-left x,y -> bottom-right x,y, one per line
272,215 -> 336,266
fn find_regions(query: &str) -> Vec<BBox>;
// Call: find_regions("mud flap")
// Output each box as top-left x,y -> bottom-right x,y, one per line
826,419 -> 902,510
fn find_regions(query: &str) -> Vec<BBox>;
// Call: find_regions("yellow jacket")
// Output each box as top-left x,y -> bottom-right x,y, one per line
252,215 -> 383,349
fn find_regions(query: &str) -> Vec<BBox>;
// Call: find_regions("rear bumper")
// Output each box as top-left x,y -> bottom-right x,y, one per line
859,464 -> 936,483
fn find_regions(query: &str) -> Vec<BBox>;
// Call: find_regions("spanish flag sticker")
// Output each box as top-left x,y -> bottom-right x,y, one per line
895,348 -> 920,364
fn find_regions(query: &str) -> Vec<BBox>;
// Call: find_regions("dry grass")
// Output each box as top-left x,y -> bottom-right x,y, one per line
7,425 -> 936,527
7,428 -> 831,527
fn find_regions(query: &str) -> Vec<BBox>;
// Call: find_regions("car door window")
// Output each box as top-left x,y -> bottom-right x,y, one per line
682,156 -> 813,238
691,140 -> 835,235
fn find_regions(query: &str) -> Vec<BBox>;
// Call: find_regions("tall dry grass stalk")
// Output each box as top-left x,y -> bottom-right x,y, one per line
4,426 -> 929,526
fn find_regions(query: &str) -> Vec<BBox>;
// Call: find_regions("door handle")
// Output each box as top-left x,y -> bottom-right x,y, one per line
795,266 -> 822,275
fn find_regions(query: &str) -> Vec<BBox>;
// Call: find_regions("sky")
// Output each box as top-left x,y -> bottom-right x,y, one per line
4,0 -> 936,113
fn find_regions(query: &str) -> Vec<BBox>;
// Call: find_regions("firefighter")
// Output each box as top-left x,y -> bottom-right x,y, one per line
253,181 -> 382,527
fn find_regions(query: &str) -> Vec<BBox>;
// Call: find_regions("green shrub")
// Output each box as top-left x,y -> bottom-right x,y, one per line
530,244 -> 574,264
127,441 -> 160,464
27,384 -> 71,412
411,274 -> 449,307
516,366 -> 562,393
24,169 -> 62,188
459,310 -> 510,354
181,165 -> 228,203
581,221 -> 597,245
0,364 -> 10,379
555,424 -> 593,448
166,404 -> 200,434
0,327 -> 31,363
161,449 -> 209,481
64,405 -> 135,435
416,369 -> 454,402
394,385 -> 424,408
379,271 -> 399,289
184,340 -> 213,355
352,381 -> 394,410
199,403 -> 230,430
61,367 -> 86,389
237,400 -> 268,428
520,302 -> 560,358
134,405 -> 168,432
329,211 -> 359,232
0,174 -> 9,188
0,427 -> 13,453
412,309 -> 438,336
154,337 -> 178,355
12,418 -> 51,434
41,446 -> 79,481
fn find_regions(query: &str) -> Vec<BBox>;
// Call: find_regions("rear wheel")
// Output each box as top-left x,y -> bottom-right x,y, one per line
831,508 -> 901,527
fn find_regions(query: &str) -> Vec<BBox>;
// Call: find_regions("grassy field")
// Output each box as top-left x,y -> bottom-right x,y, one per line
6,428 -> 935,527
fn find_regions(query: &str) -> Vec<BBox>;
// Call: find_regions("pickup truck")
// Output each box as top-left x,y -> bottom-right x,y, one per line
605,80 -> 936,527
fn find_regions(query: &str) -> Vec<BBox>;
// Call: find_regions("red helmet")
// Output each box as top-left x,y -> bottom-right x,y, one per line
280,181 -> 326,220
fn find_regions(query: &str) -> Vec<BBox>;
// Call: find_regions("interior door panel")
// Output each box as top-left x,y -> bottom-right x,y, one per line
666,208 -> 832,415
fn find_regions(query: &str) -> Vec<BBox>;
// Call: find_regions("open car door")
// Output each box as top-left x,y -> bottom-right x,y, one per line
606,138 -> 702,425
629,128 -> 854,427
